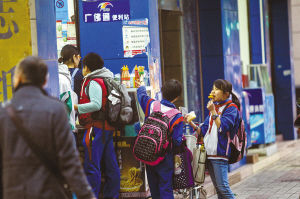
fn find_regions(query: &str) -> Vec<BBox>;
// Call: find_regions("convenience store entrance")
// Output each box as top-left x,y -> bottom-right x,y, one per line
159,9 -> 184,108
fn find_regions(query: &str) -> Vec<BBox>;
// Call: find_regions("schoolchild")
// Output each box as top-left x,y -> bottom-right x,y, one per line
136,79 -> 184,199
58,45 -> 81,131
186,79 -> 240,199
58,45 -> 84,99
74,53 -> 120,199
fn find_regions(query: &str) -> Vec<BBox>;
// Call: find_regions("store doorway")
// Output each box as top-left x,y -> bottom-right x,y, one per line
159,9 -> 184,108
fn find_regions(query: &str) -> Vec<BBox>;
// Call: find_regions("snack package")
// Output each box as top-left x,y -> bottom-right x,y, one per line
186,111 -> 196,122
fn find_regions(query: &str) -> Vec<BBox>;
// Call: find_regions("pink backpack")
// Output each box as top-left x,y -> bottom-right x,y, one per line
133,101 -> 180,166
223,103 -> 247,164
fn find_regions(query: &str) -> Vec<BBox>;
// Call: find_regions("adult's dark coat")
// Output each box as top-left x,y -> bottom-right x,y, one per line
0,85 -> 94,199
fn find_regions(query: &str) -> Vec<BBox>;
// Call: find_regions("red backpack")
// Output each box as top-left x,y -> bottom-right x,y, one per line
222,103 -> 247,164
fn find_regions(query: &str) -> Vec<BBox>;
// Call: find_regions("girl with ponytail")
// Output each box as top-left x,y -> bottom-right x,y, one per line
58,45 -> 83,99
185,79 -> 240,199
58,45 -> 82,131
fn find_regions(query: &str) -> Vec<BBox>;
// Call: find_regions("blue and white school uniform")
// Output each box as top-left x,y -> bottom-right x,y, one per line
200,99 -> 239,199
137,86 -> 183,199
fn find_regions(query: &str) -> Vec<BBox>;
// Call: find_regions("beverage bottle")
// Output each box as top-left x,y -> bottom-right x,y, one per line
125,65 -> 130,88
134,65 -> 140,88
138,66 -> 145,86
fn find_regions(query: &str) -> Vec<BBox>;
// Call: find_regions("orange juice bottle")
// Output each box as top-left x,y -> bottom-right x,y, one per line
134,65 -> 140,88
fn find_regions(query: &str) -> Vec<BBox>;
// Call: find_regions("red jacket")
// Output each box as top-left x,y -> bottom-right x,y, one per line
79,78 -> 114,130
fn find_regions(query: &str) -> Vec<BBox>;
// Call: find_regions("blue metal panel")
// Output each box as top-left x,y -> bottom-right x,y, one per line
222,0 -> 238,11
35,0 -> 57,60
270,0 -> 297,140
198,0 -> 220,11
35,0 -> 59,98
221,0 -> 242,99
78,0 -> 151,75
249,0 -> 262,64
199,0 -> 224,117
199,0 -> 242,118
45,60 -> 59,98
199,10 -> 223,56
148,0 -> 161,59
201,56 -> 224,116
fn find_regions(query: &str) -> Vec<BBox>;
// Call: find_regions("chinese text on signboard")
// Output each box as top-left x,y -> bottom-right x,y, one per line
0,0 -> 31,102
82,0 -> 130,23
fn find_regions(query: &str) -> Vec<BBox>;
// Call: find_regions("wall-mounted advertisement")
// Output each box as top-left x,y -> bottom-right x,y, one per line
82,0 -> 130,23
122,18 -> 150,58
244,88 -> 276,145
245,88 -> 265,144
0,0 -> 32,102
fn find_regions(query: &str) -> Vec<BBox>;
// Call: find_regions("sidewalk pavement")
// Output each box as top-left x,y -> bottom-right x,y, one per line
206,138 -> 300,199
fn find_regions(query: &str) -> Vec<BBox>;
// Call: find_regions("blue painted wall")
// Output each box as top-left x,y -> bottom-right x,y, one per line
221,0 -> 242,98
269,0 -> 297,140
249,0 -> 263,64
198,0 -> 242,117
198,0 -> 224,117
35,0 -> 59,97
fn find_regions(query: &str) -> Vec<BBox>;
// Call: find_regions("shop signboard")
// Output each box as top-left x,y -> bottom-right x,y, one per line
245,88 -> 265,144
82,0 -> 130,23
0,0 -> 32,103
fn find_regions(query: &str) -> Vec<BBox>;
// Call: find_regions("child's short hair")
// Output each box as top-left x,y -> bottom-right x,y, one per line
161,79 -> 182,102
82,52 -> 104,72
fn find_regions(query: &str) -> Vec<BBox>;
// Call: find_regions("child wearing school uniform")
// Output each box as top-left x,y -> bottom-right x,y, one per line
136,79 -> 184,199
186,79 -> 240,199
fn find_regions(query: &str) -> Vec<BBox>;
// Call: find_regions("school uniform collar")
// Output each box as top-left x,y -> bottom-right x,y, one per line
161,99 -> 176,109
214,98 -> 230,106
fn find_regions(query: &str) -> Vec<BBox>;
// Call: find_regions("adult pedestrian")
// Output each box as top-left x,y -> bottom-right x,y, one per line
74,53 -> 120,199
186,79 -> 240,199
0,56 -> 96,199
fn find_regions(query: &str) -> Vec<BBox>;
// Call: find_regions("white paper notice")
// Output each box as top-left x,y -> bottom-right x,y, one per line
122,24 -> 150,58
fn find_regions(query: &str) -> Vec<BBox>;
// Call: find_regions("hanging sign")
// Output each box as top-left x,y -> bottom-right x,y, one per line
82,0 -> 130,23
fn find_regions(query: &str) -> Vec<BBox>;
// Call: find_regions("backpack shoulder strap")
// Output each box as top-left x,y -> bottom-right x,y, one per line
164,108 -> 181,119
152,101 -> 161,112
221,102 -> 238,115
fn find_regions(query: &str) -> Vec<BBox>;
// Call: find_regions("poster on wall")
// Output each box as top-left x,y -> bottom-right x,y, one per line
114,137 -> 148,198
244,88 -> 265,144
67,22 -> 76,46
148,57 -> 161,99
122,18 -> 150,58
0,0 -> 32,102
82,0 -> 130,23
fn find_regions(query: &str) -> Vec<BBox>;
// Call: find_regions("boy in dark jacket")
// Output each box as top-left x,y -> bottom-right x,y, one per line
136,79 -> 184,199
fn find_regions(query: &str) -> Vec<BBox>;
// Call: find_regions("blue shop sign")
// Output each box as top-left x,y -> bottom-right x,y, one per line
246,88 -> 264,114
82,0 -> 130,23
